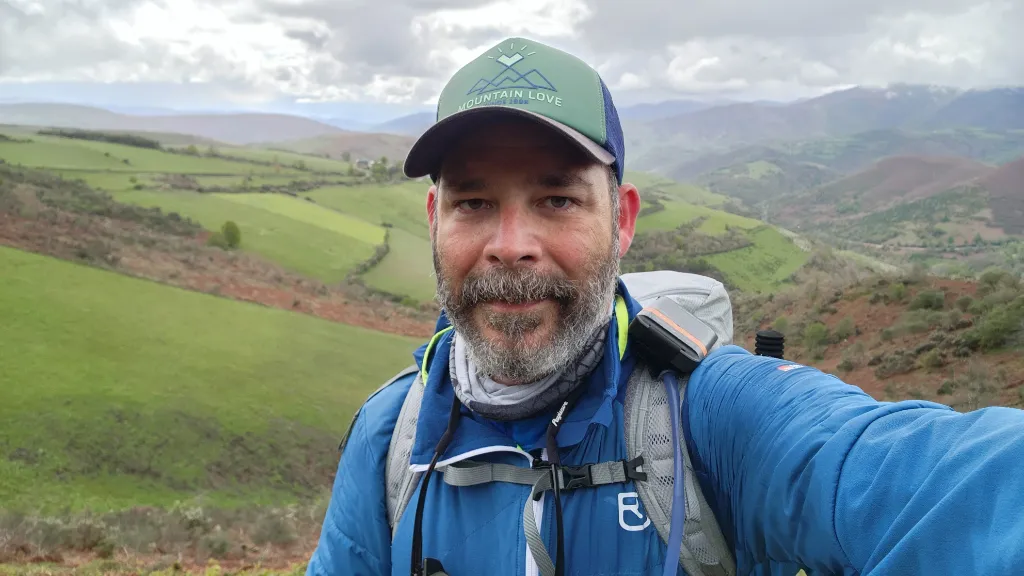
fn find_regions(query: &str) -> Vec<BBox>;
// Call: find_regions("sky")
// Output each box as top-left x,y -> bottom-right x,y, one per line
1,0 -> 1021,122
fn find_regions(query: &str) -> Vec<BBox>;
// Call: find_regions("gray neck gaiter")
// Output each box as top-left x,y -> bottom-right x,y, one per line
449,321 -> 608,421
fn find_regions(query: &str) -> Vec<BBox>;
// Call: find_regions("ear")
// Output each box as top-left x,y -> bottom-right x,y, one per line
426,183 -> 438,230
616,182 -> 641,257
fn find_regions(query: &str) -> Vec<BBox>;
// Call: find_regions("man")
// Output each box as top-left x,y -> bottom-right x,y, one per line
307,37 -> 1024,576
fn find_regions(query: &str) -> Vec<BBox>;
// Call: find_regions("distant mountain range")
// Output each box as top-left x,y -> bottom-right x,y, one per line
0,103 -> 351,144
769,154 -> 1024,249
626,84 -> 1024,175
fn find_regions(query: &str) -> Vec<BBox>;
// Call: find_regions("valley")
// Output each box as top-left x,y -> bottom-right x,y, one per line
3,82 -> 1024,574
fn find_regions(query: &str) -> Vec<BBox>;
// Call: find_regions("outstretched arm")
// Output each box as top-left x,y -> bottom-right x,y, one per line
684,345 -> 1024,575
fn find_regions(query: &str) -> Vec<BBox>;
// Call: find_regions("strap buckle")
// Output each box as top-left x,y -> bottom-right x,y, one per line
624,455 -> 648,481
559,464 -> 594,491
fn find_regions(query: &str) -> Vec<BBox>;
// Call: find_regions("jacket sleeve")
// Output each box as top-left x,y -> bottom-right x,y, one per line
684,345 -> 1024,575
306,373 -> 414,576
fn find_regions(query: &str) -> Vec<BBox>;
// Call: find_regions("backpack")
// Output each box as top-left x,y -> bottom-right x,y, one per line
340,271 -> 737,576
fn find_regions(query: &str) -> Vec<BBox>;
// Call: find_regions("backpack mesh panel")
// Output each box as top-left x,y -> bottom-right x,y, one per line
625,364 -> 730,570
386,375 -> 425,532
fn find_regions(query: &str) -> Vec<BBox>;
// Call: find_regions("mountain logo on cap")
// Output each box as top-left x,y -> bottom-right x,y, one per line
466,41 -> 557,96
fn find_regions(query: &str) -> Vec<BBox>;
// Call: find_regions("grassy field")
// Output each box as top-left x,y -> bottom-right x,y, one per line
627,170 -> 728,206
637,200 -> 763,235
304,181 -> 429,238
362,227 -> 436,302
112,189 -> 383,282
0,135 -> 293,175
203,145 -> 352,173
706,226 -> 810,292
0,127 -> 818,297
0,246 -> 421,512
218,193 -> 385,245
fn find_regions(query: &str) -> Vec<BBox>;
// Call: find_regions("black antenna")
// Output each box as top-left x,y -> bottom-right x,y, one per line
755,329 -> 785,359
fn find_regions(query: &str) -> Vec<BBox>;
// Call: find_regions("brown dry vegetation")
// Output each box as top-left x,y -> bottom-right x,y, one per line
734,263 -> 1024,410
0,502 -> 323,574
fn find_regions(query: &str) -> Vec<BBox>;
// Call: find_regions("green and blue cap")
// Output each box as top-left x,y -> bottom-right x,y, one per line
403,37 -> 626,184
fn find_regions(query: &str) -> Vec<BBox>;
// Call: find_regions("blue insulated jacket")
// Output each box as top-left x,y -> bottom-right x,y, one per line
307,280 -> 1024,575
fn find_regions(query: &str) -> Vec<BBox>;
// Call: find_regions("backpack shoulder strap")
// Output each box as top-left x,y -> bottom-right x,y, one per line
385,369 -> 426,534
624,360 -> 736,576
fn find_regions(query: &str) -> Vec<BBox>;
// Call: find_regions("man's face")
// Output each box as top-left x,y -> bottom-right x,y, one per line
427,118 -> 639,385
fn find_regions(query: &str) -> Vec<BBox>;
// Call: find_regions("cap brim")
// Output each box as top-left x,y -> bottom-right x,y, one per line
403,106 -> 615,180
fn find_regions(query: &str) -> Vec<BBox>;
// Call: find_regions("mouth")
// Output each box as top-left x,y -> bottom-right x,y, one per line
483,299 -> 550,312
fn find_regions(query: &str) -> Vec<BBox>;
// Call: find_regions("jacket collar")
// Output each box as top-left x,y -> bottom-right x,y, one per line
408,278 -> 643,469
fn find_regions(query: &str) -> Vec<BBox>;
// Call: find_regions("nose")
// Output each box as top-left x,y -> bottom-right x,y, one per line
484,203 -> 542,268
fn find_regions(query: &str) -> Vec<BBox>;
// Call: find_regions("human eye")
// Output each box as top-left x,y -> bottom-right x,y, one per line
542,196 -> 576,210
454,198 -> 490,212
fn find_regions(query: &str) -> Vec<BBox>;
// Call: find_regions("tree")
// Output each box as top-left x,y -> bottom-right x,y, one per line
341,151 -> 351,162
222,221 -> 241,248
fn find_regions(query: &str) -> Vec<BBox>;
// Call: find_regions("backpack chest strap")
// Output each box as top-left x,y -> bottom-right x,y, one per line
441,456 -> 647,494
441,457 -> 648,576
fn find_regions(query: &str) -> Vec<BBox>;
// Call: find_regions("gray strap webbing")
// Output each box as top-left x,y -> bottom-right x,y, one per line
441,460 -> 632,491
524,474 -> 556,576
443,459 -> 636,576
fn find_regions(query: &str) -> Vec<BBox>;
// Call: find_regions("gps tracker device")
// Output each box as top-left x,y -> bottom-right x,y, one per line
629,296 -> 718,376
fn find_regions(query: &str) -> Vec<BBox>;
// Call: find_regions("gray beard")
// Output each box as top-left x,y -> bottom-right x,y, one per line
434,236 -> 620,385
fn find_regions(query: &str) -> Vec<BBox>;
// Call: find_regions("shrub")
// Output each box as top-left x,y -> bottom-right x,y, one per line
919,349 -> 944,370
969,299 -> 1024,351
979,266 -> 1016,294
803,322 -> 829,349
206,231 -> 230,249
773,316 -> 789,335
889,282 -> 907,303
955,296 -> 973,312
834,317 -> 855,342
910,290 -> 945,311
221,221 -> 241,248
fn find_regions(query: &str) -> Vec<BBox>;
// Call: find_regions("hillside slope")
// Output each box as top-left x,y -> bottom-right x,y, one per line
638,85 -> 1022,152
257,132 -> 416,164
982,156 -> 1024,234
0,103 -> 348,144
734,269 -> 1024,411
795,155 -> 995,217
0,245 -> 422,511
769,153 -> 1024,252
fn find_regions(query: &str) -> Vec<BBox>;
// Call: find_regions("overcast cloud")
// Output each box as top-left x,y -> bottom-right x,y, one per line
0,0 -> 1021,109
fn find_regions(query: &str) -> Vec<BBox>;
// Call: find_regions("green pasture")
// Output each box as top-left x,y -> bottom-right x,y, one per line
304,181 -> 429,239
217,193 -> 385,245
0,134 -> 304,175
217,146 -> 352,173
626,171 -> 728,206
362,227 -> 436,302
112,189 -> 382,282
706,227 -> 810,292
0,246 -> 422,512
637,200 -> 762,235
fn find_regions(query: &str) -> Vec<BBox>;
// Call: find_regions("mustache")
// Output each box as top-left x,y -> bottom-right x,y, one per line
454,267 -> 581,307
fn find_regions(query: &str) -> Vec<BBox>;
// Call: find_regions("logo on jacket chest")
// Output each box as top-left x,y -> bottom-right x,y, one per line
617,492 -> 652,531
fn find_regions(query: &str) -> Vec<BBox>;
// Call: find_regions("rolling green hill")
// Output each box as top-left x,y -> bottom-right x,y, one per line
0,245 -> 422,512
112,189 -> 385,283
0,134 -> 294,175
0,124 -> 818,300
